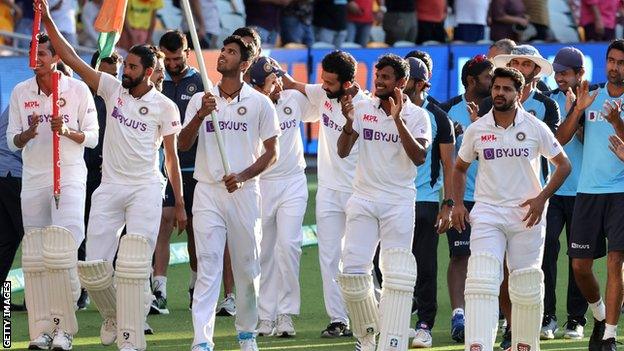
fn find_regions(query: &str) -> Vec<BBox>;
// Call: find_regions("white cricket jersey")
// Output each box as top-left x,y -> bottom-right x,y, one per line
261,89 -> 310,180
97,72 -> 181,185
458,108 -> 564,207
185,83 -> 281,187
304,84 -> 367,193
351,97 -> 432,205
7,75 -> 98,190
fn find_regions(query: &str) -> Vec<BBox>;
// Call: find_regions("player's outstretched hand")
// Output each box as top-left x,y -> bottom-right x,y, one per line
520,196 -> 546,228
609,135 -> 624,162
197,92 -> 217,119
389,87 -> 403,120
466,101 -> 479,123
35,0 -> 51,20
451,203 -> 469,233
575,80 -> 598,112
602,98 -> 624,127
565,87 -> 576,113
340,94 -> 354,122
435,206 -> 452,234
174,202 -> 188,234
223,173 -> 244,193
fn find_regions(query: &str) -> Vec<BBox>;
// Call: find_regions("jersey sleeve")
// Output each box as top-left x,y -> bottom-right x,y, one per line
433,108 -> 455,144
457,124 -> 477,163
160,100 -> 182,137
409,106 -> 432,145
97,72 -> 121,102
291,90 -> 314,123
543,97 -> 560,134
258,96 -> 281,141
77,83 -> 99,148
304,84 -> 326,107
7,87 -> 23,152
537,121 -> 564,160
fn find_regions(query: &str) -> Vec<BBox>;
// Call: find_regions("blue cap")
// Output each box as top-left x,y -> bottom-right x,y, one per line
407,57 -> 428,81
249,56 -> 285,87
552,47 -> 584,73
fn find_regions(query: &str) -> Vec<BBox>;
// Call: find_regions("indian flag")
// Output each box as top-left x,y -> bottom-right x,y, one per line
93,0 -> 128,65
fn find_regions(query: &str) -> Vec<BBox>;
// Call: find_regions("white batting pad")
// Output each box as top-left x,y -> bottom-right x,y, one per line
42,226 -> 79,335
115,234 -> 152,351
377,248 -> 417,351
22,228 -> 53,340
77,260 -> 116,320
338,273 -> 379,339
464,253 -> 501,351
509,268 -> 544,351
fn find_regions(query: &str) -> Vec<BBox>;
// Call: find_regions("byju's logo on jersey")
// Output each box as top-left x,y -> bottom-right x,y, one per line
280,118 -> 298,131
111,106 -> 148,131
588,110 -> 603,122
206,120 -> 248,132
483,147 -> 529,160
362,128 -> 400,143
322,114 -> 343,132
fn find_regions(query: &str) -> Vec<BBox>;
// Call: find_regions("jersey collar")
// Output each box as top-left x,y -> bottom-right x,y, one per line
485,107 -> 527,128
28,73 -> 70,95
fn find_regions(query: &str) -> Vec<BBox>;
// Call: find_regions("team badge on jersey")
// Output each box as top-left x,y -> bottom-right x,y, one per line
58,98 -> 66,107
284,106 -> 292,115
516,132 -> 526,141
139,107 -> 149,115
264,62 -> 273,72
187,84 -> 197,94
237,106 -> 247,115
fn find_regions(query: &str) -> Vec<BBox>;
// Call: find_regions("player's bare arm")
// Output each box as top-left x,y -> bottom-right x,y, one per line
556,80 -> 597,144
179,92 -> 216,151
50,116 -> 85,144
223,136 -> 279,193
163,134 -> 187,231
281,74 -> 307,95
337,94 -> 359,158
451,157 -> 471,233
436,142 -> 456,234
38,0 -> 101,92
13,113 -> 40,148
602,98 -> 624,140
520,152 -> 571,228
391,88 -> 427,165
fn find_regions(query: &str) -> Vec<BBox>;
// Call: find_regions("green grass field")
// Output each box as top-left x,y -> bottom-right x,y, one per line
5,173 -> 616,350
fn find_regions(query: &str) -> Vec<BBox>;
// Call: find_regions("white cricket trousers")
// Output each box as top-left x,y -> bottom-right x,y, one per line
316,185 -> 351,324
85,182 -> 163,262
21,183 -> 86,244
258,174 -> 308,321
192,182 -> 262,348
341,196 -> 415,274
470,202 -> 546,271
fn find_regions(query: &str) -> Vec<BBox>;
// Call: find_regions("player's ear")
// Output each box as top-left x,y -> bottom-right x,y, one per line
342,81 -> 353,91
145,66 -> 154,78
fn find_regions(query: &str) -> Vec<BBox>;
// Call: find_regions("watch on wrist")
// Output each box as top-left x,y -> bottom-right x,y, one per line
441,198 -> 455,207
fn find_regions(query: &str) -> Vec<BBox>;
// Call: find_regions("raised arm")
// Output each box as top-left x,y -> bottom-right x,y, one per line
39,0 -> 101,91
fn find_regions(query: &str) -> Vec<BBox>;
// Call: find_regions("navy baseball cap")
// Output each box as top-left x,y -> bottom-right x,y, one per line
249,56 -> 285,87
552,47 -> 584,73
407,57 -> 428,81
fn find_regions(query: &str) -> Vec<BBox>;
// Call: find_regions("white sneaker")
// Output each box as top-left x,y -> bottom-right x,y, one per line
276,314 -> 296,337
411,326 -> 433,348
191,342 -> 213,351
144,321 -> 154,335
51,329 -> 73,350
354,333 -> 376,351
239,337 -> 259,351
216,294 -> 236,316
100,317 -> 117,346
563,319 -> 584,340
540,316 -> 558,340
28,333 -> 53,349
257,319 -> 275,336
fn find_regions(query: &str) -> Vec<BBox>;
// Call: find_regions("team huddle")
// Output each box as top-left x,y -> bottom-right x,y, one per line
7,0 -> 624,351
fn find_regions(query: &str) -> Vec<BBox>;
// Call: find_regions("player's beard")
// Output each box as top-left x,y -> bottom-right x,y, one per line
166,63 -> 186,78
122,73 -> 145,89
493,97 -> 515,112
325,87 -> 345,100
608,70 -> 624,86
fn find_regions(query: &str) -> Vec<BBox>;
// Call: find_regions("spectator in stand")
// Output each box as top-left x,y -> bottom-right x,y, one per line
49,0 -> 78,45
281,0 -> 314,46
81,0 -> 102,47
345,0 -> 383,47
313,0 -> 348,48
523,0 -> 551,41
244,0 -> 288,47
416,0 -> 448,44
181,0 -> 220,49
118,0 -> 163,51
453,0 -> 489,42
0,0 -> 21,45
488,0 -> 528,42
486,38 -> 516,58
14,0 -> 34,48
382,0 -> 417,45
580,0 -> 619,41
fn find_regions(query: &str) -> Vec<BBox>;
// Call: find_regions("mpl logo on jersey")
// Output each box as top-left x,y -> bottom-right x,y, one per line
363,114 -> 378,123
322,114 -> 343,132
24,101 -> 39,109
324,101 -> 333,112
480,134 -> 497,142
205,120 -> 248,132
483,147 -> 529,160
362,128 -> 400,143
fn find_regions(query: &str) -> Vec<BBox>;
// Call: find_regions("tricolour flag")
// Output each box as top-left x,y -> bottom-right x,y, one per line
93,0 -> 128,65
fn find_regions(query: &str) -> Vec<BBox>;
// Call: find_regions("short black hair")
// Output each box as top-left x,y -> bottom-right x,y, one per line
321,50 -> 357,84
375,54 -> 410,80
128,44 -> 158,69
32,33 -> 55,55
222,35 -> 255,62
232,27 -> 261,54
56,61 -> 71,76
159,30 -> 188,52
606,39 -> 624,60
90,50 -> 122,69
405,50 -> 432,75
461,57 -> 494,87
492,67 -> 525,92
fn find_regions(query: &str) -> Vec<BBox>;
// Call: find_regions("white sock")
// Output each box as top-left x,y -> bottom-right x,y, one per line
152,275 -> 167,298
589,298 -> 606,321
452,308 -> 464,316
189,270 -> 197,289
603,323 -> 617,340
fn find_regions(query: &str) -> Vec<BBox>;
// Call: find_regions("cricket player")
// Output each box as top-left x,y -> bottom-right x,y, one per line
179,35 -> 280,351
282,50 -> 368,337
337,54 -> 431,351
248,57 -> 311,337
558,39 -> 624,351
453,67 -> 571,351
39,0 -> 188,349
7,33 -> 98,350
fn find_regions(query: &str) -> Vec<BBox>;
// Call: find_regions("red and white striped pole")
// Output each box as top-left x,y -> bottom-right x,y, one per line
29,1 -> 41,69
51,71 -> 61,209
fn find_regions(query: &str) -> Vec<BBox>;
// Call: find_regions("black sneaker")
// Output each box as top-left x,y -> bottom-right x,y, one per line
188,288 -> 194,310
149,291 -> 169,315
500,325 -> 511,350
77,289 -> 89,310
321,322 -> 352,338
602,337 -> 617,351
589,318 -> 606,351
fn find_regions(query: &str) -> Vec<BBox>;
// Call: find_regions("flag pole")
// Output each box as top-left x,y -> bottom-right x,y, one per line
179,0 -> 231,175
29,2 -> 41,69
51,71 -> 61,209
